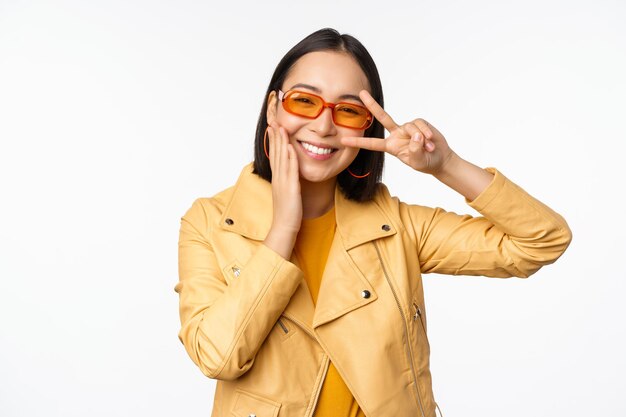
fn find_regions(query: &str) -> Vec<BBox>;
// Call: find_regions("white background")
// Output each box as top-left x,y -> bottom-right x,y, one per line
1,0 -> 624,416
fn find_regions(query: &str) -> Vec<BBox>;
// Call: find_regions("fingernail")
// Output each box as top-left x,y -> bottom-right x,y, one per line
426,141 -> 434,151
412,133 -> 420,141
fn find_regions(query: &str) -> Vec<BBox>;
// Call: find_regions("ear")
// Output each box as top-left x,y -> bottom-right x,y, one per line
266,90 -> 278,125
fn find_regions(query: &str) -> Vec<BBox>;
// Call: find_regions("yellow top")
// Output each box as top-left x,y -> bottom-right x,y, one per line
294,206 -> 366,417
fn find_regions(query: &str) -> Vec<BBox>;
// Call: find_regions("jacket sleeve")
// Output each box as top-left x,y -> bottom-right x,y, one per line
400,167 -> 573,277
175,198 -> 303,380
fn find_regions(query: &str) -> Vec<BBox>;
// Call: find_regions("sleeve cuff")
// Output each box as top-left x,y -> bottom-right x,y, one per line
464,167 -> 507,211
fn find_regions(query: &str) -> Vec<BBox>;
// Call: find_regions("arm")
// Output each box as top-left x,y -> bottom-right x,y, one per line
432,151 -> 495,202
175,198 -> 303,380
338,91 -> 571,276
402,166 -> 572,277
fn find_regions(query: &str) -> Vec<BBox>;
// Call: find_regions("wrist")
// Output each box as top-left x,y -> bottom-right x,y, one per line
270,222 -> 300,237
432,150 -> 461,182
431,152 -> 495,201
264,225 -> 298,260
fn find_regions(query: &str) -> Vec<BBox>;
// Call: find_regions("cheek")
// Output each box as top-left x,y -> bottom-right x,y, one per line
276,110 -> 306,137
342,147 -> 360,163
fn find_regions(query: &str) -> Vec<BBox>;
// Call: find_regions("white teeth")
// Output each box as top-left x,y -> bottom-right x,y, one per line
300,141 -> 334,155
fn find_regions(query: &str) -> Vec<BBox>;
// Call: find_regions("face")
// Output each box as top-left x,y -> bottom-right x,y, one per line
266,50 -> 371,184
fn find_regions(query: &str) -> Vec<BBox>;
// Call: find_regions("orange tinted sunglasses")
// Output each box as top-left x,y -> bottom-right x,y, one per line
278,89 -> 373,130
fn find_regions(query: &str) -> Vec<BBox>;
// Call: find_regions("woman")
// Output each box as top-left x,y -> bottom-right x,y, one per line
175,28 -> 572,417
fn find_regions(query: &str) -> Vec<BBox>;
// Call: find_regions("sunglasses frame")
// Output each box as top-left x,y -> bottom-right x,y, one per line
278,89 -> 373,130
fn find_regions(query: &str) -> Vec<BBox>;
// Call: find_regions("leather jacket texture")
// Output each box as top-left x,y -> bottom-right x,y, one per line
175,162 -> 572,417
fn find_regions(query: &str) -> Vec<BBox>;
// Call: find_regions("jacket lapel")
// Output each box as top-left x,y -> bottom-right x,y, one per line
312,184 -> 396,328
220,162 -> 398,333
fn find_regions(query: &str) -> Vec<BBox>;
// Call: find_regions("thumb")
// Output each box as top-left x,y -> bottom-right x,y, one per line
409,132 -> 423,154
408,133 -> 426,168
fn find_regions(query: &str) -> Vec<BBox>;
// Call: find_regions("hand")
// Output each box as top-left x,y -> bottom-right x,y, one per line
340,90 -> 456,175
266,121 -> 302,236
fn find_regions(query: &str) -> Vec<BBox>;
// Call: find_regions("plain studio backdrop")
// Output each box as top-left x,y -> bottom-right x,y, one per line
1,0 -> 624,416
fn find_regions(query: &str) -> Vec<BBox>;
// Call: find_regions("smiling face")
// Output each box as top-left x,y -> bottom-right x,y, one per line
266,50 -> 371,185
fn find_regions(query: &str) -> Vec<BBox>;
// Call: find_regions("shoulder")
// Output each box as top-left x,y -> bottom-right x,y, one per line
184,185 -> 234,216
179,180 -> 238,235
371,181 -> 433,217
179,161 -> 267,233
369,181 -> 443,241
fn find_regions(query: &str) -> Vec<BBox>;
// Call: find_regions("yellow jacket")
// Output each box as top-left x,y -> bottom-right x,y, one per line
176,162 -> 572,417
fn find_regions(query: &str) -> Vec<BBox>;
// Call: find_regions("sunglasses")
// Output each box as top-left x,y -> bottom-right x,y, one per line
278,89 -> 373,130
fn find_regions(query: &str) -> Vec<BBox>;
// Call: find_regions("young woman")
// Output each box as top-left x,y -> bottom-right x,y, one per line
176,28 -> 572,417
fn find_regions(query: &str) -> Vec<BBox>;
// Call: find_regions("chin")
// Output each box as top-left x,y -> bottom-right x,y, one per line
298,165 -> 341,184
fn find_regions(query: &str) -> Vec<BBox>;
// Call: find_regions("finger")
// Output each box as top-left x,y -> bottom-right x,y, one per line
287,143 -> 299,180
278,126 -> 287,175
413,119 -> 435,151
280,127 -> 291,176
409,131 -> 422,154
340,135 -> 388,152
403,123 -> 433,151
401,122 -> 422,142
401,122 -> 422,153
414,118 -> 434,140
359,90 -> 399,132
416,133 -> 435,152
274,124 -> 285,175
414,133 -> 434,152
409,136 -> 428,168
273,124 -> 282,174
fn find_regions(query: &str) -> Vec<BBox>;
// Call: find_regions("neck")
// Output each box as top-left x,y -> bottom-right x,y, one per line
300,177 -> 336,219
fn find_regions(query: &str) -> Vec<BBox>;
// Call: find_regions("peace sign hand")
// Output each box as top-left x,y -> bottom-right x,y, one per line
340,90 -> 456,175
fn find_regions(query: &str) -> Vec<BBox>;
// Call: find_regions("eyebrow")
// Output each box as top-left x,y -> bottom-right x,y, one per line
287,83 -> 364,105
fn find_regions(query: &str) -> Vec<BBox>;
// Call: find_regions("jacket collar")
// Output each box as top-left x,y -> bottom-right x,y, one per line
220,162 -> 397,334
219,162 -> 395,251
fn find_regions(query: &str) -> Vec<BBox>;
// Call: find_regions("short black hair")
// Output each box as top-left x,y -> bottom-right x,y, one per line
252,28 -> 385,202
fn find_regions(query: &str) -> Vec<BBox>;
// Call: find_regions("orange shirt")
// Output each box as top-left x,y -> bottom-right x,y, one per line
293,206 -> 366,417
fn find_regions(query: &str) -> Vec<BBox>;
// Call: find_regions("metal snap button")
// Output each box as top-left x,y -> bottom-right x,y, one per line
225,218 -> 234,225
361,290 -> 371,299
381,224 -> 391,231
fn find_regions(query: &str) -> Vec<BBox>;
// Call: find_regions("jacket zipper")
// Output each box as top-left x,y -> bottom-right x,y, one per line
412,302 -> 431,350
304,354 -> 330,417
373,241 -> 426,417
412,306 -> 443,417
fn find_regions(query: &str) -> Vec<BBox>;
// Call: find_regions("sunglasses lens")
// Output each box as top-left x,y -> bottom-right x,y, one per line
284,91 -> 324,118
334,104 -> 370,129
283,91 -> 371,129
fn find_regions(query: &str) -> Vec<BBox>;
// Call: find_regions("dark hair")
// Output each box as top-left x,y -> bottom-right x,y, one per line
252,28 -> 385,202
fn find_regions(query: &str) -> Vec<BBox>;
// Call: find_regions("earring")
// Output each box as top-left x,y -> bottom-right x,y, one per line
263,126 -> 270,159
347,167 -> 371,178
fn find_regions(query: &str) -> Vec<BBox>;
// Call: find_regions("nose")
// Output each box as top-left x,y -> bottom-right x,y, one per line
310,106 -> 337,136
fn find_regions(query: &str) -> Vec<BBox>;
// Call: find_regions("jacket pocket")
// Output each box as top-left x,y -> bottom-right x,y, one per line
230,389 -> 281,417
276,316 -> 296,341
277,317 -> 289,334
